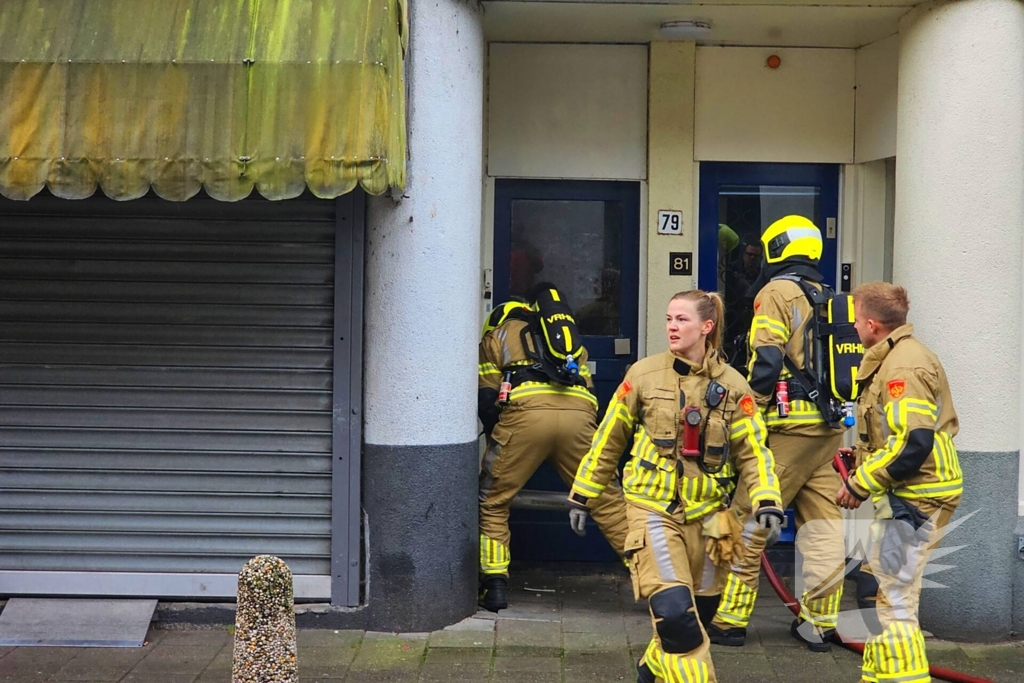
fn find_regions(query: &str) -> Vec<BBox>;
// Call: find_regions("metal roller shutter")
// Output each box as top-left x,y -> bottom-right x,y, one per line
0,191 -> 340,599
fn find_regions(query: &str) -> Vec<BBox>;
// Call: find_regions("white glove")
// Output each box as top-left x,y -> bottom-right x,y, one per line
568,507 -> 588,537
757,509 -> 784,547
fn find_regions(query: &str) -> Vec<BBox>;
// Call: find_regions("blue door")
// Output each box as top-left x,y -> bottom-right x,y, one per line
493,179 -> 640,562
698,163 -> 840,369
698,162 -> 840,542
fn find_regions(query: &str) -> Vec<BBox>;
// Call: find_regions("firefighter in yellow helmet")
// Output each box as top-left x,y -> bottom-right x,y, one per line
837,282 -> 962,683
707,215 -> 849,652
477,284 -> 629,612
568,291 -> 783,683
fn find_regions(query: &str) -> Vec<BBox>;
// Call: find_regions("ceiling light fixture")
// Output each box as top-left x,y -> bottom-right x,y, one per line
658,20 -> 712,41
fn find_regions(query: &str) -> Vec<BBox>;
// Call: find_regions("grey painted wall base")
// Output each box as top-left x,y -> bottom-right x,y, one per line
1014,515 -> 1024,638
919,450 -> 1017,641
362,441 -> 478,632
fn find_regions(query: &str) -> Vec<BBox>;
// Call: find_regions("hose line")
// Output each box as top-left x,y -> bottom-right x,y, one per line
759,555 -> 993,683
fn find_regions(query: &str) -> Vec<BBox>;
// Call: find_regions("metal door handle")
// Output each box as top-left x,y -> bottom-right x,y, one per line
614,338 -> 631,356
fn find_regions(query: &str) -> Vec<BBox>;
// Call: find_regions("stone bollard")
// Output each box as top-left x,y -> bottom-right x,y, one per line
232,555 -> 298,683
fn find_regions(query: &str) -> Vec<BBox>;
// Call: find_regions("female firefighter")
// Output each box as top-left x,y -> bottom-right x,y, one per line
567,291 -> 784,683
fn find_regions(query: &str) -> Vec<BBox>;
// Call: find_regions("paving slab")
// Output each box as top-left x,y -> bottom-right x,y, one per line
491,655 -> 561,673
428,629 -> 495,649
1,563 -> 1021,683
494,619 -> 562,657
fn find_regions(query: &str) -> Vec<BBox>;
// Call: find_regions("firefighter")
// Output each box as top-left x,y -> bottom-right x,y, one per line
477,285 -> 629,613
707,215 -> 848,652
568,291 -> 783,683
837,282 -> 962,683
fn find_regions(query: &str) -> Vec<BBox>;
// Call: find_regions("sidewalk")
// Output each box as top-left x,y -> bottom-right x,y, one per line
1,564 -> 1021,683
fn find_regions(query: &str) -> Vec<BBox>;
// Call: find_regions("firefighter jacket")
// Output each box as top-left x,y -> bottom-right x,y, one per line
569,350 -> 782,523
478,319 -> 596,427
748,277 -> 838,437
846,324 -> 963,506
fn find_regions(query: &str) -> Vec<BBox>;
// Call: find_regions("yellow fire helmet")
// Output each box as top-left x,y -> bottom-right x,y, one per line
482,300 -> 531,337
761,215 -> 823,264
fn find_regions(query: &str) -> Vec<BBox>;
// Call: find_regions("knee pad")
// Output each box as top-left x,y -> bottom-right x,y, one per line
856,570 -> 880,610
649,586 -> 703,654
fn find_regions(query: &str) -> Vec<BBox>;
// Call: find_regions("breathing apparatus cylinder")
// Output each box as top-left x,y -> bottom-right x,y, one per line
565,353 -> 580,377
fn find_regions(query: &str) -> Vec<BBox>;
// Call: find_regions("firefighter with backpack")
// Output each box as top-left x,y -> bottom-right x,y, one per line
708,215 -> 863,652
477,282 -> 629,612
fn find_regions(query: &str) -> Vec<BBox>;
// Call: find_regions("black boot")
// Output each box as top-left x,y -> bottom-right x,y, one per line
790,618 -> 834,653
479,576 -> 508,613
636,658 -> 656,683
706,622 -> 747,647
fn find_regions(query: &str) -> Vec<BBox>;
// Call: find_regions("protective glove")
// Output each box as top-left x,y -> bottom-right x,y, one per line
703,508 -> 746,567
568,507 -> 588,537
756,503 -> 785,547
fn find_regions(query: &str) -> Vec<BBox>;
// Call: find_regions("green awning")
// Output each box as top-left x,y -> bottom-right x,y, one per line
0,0 -> 406,201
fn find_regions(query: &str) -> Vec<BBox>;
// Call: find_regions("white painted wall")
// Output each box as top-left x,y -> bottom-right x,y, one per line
694,47 -> 855,163
894,0 -> 1024,457
487,43 -> 648,180
855,34 -> 899,163
364,0 -> 485,446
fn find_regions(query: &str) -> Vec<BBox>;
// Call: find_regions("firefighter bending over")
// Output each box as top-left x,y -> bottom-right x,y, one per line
477,283 -> 628,612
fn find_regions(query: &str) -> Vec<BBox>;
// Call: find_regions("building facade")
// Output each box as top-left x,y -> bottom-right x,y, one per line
1,0 -> 1023,638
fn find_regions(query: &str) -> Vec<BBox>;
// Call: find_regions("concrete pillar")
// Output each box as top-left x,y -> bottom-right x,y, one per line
893,0 -> 1024,641
362,0 -> 485,630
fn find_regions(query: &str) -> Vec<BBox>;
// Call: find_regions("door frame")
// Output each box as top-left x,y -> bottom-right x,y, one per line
697,163 -> 841,291
492,178 -> 642,365
491,178 -> 641,562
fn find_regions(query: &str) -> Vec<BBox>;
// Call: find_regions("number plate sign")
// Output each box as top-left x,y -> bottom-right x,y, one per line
657,210 -> 683,235
669,252 -> 692,276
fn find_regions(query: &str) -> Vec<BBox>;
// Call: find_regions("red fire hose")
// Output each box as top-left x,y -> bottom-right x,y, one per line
758,451 -> 993,683
760,556 -> 992,683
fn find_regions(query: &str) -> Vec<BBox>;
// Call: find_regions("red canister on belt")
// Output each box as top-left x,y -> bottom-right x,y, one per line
775,380 -> 790,417
680,406 -> 702,457
498,371 -> 513,406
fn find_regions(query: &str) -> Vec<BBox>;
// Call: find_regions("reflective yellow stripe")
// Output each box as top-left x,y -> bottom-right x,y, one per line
858,401 -> 908,493
478,362 -> 501,376
752,315 -> 790,341
732,413 -> 779,505
896,479 -> 964,498
509,383 -> 598,408
766,399 -> 825,426
717,573 -> 757,626
480,535 -> 510,574
579,399 -> 632,481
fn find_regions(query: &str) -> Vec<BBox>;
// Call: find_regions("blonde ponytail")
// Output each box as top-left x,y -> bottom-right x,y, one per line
670,290 -> 725,353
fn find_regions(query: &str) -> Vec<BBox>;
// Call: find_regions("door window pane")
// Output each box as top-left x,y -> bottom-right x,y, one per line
510,199 -> 622,336
717,185 -> 820,366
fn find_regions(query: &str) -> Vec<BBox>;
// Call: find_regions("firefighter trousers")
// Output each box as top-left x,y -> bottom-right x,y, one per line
860,497 -> 956,683
713,431 -> 846,634
625,503 -> 720,683
478,405 -> 629,576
